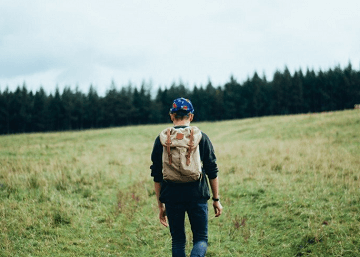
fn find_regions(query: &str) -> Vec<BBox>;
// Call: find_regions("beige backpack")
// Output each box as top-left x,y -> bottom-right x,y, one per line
159,126 -> 202,183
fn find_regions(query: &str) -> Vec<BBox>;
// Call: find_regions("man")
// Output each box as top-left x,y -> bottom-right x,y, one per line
150,97 -> 223,257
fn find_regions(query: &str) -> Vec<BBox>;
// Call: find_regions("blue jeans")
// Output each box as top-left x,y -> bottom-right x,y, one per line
165,202 -> 208,257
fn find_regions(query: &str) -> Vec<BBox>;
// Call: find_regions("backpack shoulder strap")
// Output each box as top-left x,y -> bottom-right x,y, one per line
166,128 -> 172,165
185,127 -> 194,166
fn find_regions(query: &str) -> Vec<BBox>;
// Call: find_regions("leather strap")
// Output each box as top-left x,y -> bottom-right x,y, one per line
166,128 -> 172,165
186,127 -> 194,166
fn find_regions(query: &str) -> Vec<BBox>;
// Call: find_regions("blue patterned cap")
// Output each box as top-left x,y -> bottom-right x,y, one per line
169,97 -> 194,114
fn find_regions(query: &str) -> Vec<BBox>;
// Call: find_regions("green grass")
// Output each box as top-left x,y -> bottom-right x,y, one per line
1,110 -> 360,256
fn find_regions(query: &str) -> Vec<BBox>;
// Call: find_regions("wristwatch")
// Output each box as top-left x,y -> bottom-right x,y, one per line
212,197 -> 220,202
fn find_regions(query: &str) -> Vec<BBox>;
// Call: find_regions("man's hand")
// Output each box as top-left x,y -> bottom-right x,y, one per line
213,201 -> 223,217
159,205 -> 168,227
154,182 -> 168,227
209,177 -> 223,217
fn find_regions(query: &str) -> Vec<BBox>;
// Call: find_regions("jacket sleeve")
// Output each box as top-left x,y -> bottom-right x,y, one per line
199,132 -> 218,180
150,136 -> 163,182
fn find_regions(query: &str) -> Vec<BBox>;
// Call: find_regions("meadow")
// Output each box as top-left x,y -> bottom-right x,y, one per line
0,109 -> 359,256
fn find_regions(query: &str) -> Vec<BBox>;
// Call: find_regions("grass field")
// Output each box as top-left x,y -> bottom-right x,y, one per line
1,110 -> 359,256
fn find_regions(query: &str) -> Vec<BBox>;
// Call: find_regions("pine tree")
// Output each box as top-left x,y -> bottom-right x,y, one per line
62,87 -> 74,130
73,87 -> 85,129
223,76 -> 242,119
271,70 -> 283,115
290,70 -> 304,114
32,87 -> 48,132
85,84 -> 100,128
0,87 -> 9,134
48,87 -> 64,131
302,69 -> 317,112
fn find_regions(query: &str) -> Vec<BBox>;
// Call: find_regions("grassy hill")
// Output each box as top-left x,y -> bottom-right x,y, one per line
1,110 -> 359,256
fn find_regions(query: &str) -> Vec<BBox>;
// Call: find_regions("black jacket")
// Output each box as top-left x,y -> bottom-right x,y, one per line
150,126 -> 218,203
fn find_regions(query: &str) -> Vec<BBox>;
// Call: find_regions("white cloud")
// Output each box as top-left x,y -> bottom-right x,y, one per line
0,0 -> 359,94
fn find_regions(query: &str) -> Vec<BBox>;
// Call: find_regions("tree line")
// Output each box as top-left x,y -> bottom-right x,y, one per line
0,64 -> 359,135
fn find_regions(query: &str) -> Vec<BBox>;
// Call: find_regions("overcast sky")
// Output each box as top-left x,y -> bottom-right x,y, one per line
0,0 -> 359,95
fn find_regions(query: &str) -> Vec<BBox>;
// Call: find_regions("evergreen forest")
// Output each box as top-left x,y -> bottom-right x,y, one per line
0,64 -> 359,135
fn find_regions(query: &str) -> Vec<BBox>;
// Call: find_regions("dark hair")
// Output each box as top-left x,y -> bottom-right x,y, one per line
171,110 -> 191,120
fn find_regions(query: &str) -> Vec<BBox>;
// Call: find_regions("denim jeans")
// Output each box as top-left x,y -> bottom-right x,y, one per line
165,202 -> 208,257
